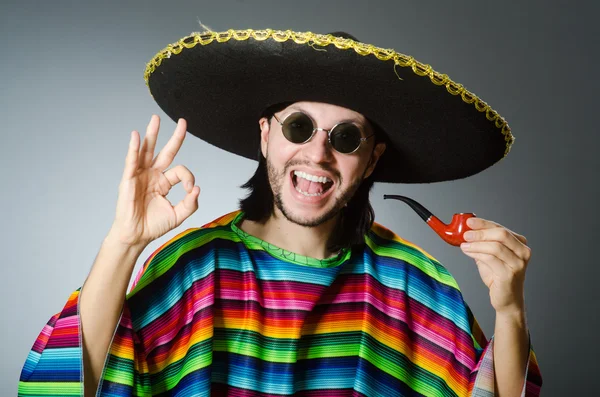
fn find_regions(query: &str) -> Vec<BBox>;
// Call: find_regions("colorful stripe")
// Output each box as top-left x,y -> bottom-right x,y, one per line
19,210 -> 542,396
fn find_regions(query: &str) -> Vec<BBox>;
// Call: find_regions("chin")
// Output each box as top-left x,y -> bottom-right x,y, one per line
276,189 -> 343,228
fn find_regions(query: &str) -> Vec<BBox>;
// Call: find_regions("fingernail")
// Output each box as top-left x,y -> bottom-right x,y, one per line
461,242 -> 471,250
463,231 -> 475,241
467,217 -> 476,227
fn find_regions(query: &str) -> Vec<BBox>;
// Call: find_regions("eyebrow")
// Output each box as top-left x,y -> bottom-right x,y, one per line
284,106 -> 367,128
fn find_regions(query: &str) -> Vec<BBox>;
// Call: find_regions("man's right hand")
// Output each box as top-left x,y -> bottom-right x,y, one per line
80,114 -> 200,396
108,114 -> 200,249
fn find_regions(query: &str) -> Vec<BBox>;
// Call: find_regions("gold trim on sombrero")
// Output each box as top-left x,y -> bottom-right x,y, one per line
144,29 -> 515,157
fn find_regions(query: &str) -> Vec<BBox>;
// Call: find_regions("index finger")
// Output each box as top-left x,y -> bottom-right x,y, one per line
122,130 -> 140,180
467,217 -> 527,245
152,118 -> 187,170
466,217 -> 499,230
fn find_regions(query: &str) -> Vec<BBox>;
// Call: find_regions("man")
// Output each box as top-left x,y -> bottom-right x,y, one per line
18,29 -> 542,396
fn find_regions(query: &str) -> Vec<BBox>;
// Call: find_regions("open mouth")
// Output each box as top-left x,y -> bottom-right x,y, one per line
291,170 -> 334,197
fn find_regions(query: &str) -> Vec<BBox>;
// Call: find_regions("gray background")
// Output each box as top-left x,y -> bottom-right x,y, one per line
1,0 -> 598,395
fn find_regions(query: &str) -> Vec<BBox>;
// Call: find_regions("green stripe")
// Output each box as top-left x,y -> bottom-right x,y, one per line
18,382 -> 81,396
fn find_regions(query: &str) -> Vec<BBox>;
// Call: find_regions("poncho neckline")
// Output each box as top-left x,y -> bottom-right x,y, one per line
230,211 -> 352,268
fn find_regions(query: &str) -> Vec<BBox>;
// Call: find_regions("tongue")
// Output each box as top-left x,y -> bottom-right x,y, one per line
297,177 -> 324,194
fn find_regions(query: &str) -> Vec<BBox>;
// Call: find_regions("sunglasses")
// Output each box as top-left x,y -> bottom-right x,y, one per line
272,111 -> 375,154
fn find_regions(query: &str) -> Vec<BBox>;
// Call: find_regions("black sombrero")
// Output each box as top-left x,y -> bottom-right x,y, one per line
144,29 -> 514,183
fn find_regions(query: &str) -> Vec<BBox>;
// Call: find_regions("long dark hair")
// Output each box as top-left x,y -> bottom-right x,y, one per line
239,102 -> 384,253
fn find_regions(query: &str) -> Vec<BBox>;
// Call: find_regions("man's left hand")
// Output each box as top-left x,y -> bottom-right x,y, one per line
460,217 -> 531,315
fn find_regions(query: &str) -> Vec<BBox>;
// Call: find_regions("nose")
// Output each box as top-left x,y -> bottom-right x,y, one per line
302,128 -> 334,163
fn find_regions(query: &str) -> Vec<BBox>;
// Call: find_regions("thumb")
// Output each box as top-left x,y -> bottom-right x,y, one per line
173,185 -> 200,227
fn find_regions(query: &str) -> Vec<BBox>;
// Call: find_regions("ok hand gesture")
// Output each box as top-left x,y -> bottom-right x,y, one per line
109,115 -> 200,249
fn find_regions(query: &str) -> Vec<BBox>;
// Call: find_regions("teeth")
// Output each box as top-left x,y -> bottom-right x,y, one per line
295,185 -> 323,196
292,170 -> 333,196
293,170 -> 331,184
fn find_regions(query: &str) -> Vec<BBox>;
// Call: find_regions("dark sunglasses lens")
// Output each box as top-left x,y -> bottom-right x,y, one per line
282,112 -> 314,144
330,124 -> 362,153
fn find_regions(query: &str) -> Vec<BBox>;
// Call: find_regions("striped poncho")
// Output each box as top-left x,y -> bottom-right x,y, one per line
19,211 -> 542,396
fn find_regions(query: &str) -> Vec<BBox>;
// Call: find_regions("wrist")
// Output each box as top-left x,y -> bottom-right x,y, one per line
495,307 -> 527,327
103,230 -> 147,258
105,223 -> 148,251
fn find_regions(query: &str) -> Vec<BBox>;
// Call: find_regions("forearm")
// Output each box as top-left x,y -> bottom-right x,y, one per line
80,233 -> 145,396
493,309 -> 529,397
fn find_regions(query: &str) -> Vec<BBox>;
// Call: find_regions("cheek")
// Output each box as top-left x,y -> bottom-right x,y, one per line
267,135 -> 300,161
340,157 -> 367,180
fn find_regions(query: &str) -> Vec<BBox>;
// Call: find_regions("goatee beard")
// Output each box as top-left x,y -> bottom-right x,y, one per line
266,157 -> 363,228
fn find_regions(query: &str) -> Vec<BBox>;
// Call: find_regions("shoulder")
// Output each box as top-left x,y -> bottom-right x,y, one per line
126,210 -> 241,297
366,221 -> 461,291
366,221 -> 475,334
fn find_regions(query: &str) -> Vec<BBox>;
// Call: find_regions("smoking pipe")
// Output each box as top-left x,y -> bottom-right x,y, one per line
383,194 -> 476,246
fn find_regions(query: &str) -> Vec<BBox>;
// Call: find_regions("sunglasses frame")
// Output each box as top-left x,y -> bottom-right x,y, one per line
272,111 -> 375,154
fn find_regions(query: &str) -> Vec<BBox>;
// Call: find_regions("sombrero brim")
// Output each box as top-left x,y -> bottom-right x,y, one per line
144,29 -> 514,183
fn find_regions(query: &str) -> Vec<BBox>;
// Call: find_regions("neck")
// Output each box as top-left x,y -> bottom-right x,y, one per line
239,208 -> 341,260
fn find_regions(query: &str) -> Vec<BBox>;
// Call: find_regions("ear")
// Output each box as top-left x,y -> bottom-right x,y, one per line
363,142 -> 386,179
259,116 -> 271,158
